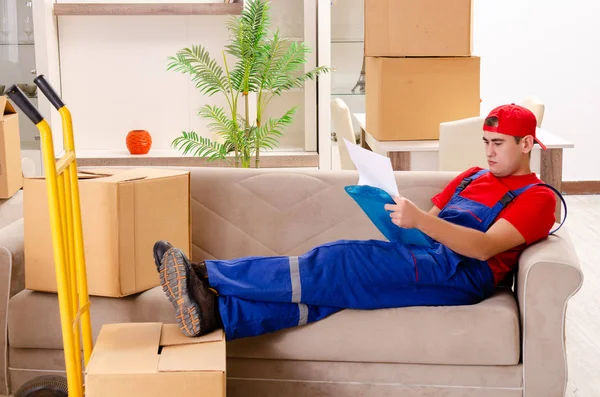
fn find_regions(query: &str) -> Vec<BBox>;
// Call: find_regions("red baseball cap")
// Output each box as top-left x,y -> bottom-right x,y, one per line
483,104 -> 546,150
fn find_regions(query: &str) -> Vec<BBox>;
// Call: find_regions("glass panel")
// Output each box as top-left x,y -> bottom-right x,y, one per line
264,0 -> 307,152
269,0 -> 304,41
331,0 -> 363,42
330,0 -> 365,168
1,0 -> 42,175
331,44 -> 364,96
331,0 -> 364,96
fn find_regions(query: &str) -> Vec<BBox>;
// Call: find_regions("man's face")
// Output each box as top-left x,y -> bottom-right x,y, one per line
482,131 -> 528,177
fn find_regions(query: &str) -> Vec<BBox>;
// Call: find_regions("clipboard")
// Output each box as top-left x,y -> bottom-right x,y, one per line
345,185 -> 433,247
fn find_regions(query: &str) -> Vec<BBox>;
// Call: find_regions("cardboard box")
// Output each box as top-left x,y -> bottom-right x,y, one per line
24,168 -> 191,297
365,0 -> 473,57
0,97 -> 23,198
86,323 -> 226,397
366,56 -> 481,141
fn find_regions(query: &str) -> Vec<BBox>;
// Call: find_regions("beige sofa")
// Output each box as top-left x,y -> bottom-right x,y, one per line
0,168 -> 583,397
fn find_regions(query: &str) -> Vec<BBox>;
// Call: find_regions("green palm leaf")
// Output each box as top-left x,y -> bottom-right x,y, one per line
256,31 -> 288,91
262,42 -> 330,95
171,131 -> 230,161
225,0 -> 269,59
255,107 -> 296,150
167,46 -> 230,96
225,0 -> 269,92
272,41 -> 309,78
289,65 -> 331,89
198,105 -> 237,140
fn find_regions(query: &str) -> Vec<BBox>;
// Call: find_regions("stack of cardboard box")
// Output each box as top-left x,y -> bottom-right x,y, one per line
0,97 -> 24,198
364,0 -> 480,141
24,168 -> 192,298
22,168 -> 226,395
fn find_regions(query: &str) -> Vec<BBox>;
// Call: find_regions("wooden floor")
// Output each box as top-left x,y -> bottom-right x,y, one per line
564,195 -> 600,396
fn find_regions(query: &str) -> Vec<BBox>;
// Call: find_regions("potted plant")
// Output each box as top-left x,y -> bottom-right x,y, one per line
167,0 -> 329,168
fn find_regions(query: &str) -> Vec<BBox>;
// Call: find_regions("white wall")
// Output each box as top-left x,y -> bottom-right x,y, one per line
473,0 -> 599,181
56,0 -> 309,153
58,15 -> 229,152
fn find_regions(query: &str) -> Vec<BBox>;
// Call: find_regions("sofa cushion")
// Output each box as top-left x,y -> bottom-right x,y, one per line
227,289 -> 520,366
8,287 -> 176,349
8,287 -> 520,366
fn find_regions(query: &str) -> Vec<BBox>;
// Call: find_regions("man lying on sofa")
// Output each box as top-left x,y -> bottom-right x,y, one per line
153,103 -> 563,341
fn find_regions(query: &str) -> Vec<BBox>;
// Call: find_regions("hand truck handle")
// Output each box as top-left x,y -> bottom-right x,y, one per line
34,74 -> 66,110
6,85 -> 44,124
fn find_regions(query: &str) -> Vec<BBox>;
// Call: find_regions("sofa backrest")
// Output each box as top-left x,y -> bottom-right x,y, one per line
189,168 -> 457,262
0,191 -> 25,297
0,190 -> 23,230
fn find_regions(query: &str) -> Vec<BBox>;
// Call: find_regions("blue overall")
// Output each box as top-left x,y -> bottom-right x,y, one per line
205,169 -> 566,340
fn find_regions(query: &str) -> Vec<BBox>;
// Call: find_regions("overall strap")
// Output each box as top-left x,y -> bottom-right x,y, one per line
490,183 -> 567,235
453,169 -> 489,197
534,183 -> 567,235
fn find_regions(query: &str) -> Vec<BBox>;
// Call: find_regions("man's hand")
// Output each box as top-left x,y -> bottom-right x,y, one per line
384,196 -> 425,229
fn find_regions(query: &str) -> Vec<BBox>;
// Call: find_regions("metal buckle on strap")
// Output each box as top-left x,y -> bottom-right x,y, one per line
499,191 -> 516,207
458,178 -> 472,190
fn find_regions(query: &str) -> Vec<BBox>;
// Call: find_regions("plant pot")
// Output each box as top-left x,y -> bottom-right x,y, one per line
126,130 -> 152,155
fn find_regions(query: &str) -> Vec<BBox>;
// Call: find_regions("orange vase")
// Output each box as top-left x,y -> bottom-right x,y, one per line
126,130 -> 152,155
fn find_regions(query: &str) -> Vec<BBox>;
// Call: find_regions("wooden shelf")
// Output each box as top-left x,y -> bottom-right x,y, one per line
76,149 -> 318,168
53,2 -> 243,16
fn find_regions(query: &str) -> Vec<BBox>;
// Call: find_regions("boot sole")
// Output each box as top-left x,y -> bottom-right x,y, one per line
160,249 -> 202,337
153,241 -> 170,273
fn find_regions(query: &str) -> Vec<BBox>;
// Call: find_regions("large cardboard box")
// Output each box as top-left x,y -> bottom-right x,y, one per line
366,56 -> 481,141
86,323 -> 225,397
0,97 -> 23,198
365,0 -> 473,57
24,168 -> 191,297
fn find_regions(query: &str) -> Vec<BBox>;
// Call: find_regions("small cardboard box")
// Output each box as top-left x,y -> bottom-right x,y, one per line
365,0 -> 473,57
0,97 -> 23,198
24,168 -> 191,297
86,323 -> 226,397
366,56 -> 481,141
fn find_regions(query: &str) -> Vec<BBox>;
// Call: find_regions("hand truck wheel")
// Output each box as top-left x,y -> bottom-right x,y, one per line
13,375 -> 69,397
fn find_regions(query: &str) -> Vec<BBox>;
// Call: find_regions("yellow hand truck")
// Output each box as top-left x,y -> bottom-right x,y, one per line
6,76 -> 93,397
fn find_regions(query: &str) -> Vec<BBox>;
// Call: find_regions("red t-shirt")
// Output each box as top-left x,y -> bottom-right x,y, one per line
431,167 -> 557,285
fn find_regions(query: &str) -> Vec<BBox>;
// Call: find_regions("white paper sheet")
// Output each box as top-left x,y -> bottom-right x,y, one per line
343,138 -> 400,197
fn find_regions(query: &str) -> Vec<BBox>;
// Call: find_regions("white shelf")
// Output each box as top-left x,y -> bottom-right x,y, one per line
53,2 -> 244,16
0,42 -> 35,46
76,148 -> 312,158
21,140 -> 41,151
332,90 -> 364,96
75,148 -> 319,169
331,38 -> 363,44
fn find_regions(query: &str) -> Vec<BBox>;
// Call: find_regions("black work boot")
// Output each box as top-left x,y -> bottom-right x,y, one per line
153,240 -> 172,272
158,246 -> 220,337
153,241 -> 208,279
191,261 -> 208,279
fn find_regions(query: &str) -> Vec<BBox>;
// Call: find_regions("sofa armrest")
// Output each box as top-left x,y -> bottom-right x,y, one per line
517,226 -> 583,397
0,191 -> 23,230
0,219 -> 25,298
0,218 -> 24,395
